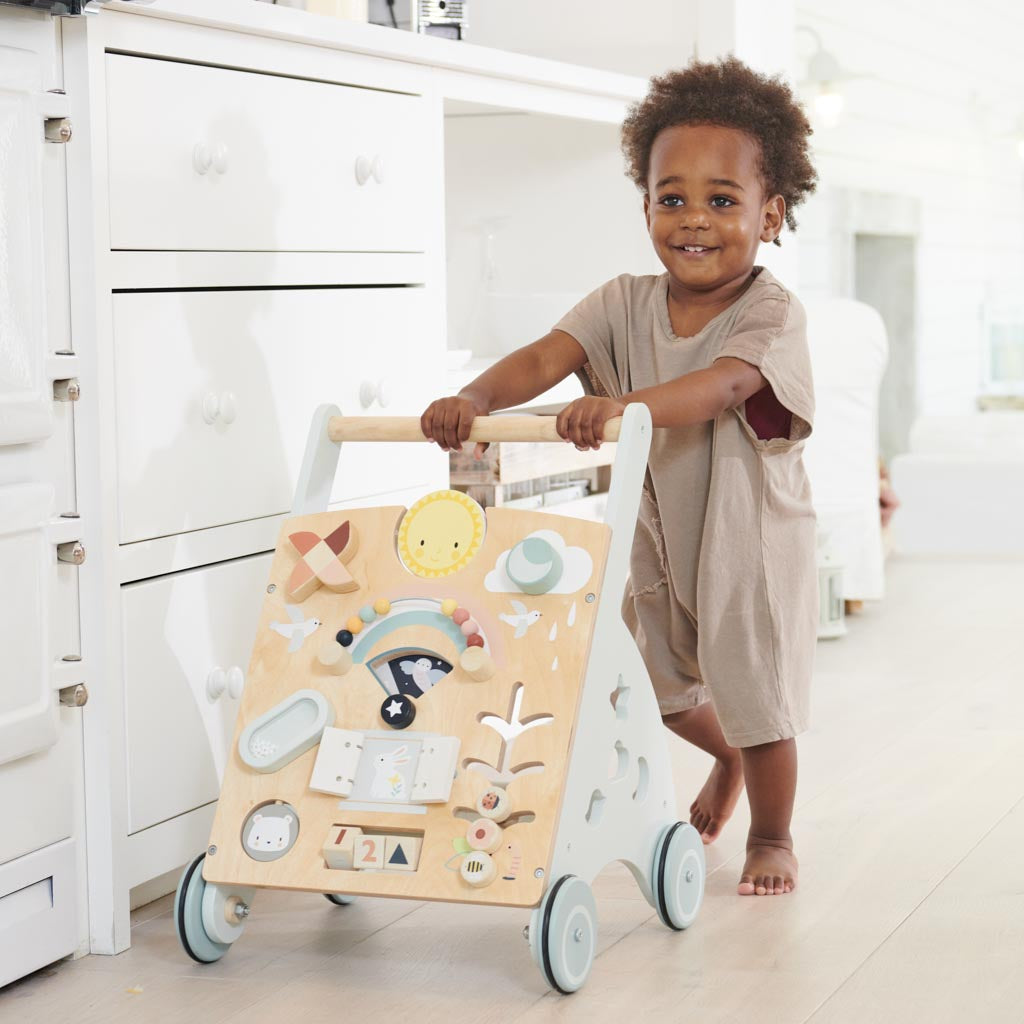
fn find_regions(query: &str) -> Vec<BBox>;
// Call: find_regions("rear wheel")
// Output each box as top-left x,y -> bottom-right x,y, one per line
653,822 -> 704,930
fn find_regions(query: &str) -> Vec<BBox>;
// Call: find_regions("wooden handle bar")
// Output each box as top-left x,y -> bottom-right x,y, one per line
327,415 -> 622,444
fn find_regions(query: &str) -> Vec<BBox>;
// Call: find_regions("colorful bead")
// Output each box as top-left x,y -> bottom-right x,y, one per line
346,616 -> 364,634
359,604 -> 376,623
465,634 -> 485,648
460,618 -> 479,637
452,608 -> 470,626
336,629 -> 354,647
441,598 -> 458,617
374,597 -> 391,616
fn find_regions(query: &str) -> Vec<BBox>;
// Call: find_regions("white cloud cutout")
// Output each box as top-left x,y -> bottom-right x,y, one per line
484,529 -> 594,595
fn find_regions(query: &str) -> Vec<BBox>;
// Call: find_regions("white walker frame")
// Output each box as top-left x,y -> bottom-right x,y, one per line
180,403 -> 704,994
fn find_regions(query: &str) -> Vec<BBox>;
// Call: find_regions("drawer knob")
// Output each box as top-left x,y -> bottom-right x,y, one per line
202,392 -> 220,424
206,667 -> 227,700
219,391 -> 237,424
213,142 -> 230,175
227,666 -> 245,700
376,378 -> 391,408
193,143 -> 214,175
354,154 -> 373,186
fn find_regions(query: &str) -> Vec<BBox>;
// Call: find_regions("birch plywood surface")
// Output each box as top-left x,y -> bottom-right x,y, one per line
204,503 -> 610,908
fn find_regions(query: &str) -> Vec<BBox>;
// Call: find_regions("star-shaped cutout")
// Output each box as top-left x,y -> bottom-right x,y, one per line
384,699 -> 405,719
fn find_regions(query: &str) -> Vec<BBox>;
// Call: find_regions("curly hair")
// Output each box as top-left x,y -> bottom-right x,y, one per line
621,57 -> 817,244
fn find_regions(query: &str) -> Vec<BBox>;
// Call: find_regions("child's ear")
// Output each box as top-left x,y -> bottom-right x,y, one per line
761,194 -> 786,243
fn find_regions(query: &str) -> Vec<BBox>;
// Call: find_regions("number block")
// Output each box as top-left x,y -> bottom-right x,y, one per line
322,825 -> 363,870
354,834 -> 385,870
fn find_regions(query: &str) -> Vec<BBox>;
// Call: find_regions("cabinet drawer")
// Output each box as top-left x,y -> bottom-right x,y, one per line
113,286 -> 444,544
123,552 -> 272,834
105,54 -> 434,252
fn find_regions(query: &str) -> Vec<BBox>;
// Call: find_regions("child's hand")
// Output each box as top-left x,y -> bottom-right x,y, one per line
556,396 -> 626,450
420,395 -> 488,456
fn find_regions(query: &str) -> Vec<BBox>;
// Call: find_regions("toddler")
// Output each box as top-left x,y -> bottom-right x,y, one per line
421,57 -> 818,896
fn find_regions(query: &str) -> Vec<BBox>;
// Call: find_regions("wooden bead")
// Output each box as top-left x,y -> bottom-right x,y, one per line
465,633 -> 485,648
466,818 -> 503,853
335,629 -> 354,647
477,787 -> 512,822
374,597 -> 391,616
460,618 -> 479,636
452,608 -> 470,626
460,851 -> 497,887
441,598 -> 458,617
359,605 -> 376,623
317,641 -> 353,675
345,616 -> 364,634
459,646 -> 494,682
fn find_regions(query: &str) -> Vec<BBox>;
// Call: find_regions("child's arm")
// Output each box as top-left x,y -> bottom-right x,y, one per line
421,331 -> 587,452
555,357 -> 766,449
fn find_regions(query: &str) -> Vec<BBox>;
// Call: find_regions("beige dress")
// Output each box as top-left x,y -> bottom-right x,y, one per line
555,267 -> 817,747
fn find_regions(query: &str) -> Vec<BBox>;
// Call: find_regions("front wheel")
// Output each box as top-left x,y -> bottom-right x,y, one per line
174,854 -> 231,964
529,875 -> 597,994
652,822 -> 705,930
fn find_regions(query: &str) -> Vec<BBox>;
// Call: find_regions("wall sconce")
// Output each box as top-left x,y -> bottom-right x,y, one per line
797,25 -> 859,128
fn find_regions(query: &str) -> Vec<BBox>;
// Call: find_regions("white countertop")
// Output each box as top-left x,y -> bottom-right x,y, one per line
104,0 -> 647,118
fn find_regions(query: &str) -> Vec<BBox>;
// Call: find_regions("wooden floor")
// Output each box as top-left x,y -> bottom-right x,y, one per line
3,558 -> 1023,1023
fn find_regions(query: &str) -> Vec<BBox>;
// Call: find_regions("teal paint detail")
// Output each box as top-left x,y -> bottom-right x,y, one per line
351,610 -> 466,663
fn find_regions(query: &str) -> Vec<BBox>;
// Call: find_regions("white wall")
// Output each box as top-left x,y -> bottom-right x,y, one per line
795,0 -> 1024,421
466,0 -> 699,78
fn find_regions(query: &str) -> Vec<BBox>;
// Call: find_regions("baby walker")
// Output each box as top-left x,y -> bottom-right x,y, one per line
173,403 -> 705,994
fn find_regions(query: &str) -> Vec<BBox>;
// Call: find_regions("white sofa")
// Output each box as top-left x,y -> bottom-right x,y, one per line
890,412 -> 1024,557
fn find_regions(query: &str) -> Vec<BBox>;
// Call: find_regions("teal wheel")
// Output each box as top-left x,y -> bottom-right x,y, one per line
323,893 -> 357,906
531,875 -> 597,994
174,854 -> 231,964
653,822 -> 705,930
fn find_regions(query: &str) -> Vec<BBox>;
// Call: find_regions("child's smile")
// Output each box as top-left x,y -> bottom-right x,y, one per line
644,124 -> 784,320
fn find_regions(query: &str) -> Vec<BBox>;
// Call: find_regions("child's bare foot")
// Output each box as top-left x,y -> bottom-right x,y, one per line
737,833 -> 797,895
689,753 -> 744,844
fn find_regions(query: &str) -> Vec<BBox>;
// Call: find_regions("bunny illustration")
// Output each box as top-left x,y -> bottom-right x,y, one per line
371,744 -> 410,800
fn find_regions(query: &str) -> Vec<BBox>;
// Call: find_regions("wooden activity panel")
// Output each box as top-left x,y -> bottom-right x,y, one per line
179,408 -> 706,994
204,499 -> 609,907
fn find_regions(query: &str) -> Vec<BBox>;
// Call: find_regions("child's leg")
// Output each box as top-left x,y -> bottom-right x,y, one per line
663,703 -> 744,844
738,737 -> 798,895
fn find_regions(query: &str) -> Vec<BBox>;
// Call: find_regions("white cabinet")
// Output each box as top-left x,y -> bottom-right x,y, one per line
123,552 -> 273,834
113,285 -> 440,543
105,54 -> 432,253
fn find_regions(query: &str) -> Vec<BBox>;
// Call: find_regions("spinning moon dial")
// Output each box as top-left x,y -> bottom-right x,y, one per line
397,489 -> 486,578
506,536 -> 563,594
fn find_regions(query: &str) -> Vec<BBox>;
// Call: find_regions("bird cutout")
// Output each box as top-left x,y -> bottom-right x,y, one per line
270,604 -> 322,653
499,599 -> 542,639
399,656 -> 448,695
286,520 -> 359,602
568,601 -> 577,627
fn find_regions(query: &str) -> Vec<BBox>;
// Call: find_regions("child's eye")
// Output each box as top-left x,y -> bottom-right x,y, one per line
711,196 -> 736,208
659,195 -> 683,207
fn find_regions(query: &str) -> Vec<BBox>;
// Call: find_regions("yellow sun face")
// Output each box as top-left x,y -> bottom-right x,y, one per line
397,490 -> 485,578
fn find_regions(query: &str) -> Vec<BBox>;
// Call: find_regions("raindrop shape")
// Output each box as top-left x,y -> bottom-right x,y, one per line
568,602 -> 577,627
548,621 -> 558,642
551,656 -> 559,671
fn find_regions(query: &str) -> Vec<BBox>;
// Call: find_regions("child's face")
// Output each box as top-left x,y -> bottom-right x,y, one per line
643,124 -> 784,293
